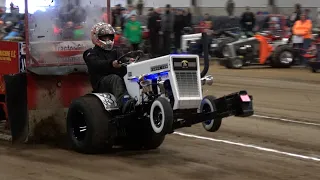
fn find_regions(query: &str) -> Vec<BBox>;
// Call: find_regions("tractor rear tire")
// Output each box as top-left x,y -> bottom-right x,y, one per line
143,134 -> 166,150
271,45 -> 294,68
66,95 -> 113,154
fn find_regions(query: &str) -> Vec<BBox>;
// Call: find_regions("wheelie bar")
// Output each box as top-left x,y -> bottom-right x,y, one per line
172,91 -> 254,129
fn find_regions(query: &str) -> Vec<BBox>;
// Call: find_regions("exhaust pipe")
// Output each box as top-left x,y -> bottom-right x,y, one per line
200,32 -> 209,78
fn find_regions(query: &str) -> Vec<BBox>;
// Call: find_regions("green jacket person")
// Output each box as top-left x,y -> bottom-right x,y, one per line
124,14 -> 142,50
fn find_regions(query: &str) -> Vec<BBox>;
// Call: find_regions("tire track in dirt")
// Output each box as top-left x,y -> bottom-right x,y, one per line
0,134 -> 319,180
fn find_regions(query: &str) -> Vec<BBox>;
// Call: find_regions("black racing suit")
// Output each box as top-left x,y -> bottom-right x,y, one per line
83,46 -> 134,112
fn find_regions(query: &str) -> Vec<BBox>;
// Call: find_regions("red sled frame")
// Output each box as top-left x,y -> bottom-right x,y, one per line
0,0 -> 112,143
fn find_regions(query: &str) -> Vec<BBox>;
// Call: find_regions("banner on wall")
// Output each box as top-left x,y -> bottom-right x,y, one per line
0,41 -> 20,94
28,41 -> 93,66
0,41 -> 19,72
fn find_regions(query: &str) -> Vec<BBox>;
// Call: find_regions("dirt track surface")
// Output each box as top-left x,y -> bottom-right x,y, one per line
0,65 -> 319,180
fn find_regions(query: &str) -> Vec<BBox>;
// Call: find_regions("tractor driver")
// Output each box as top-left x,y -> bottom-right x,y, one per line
83,22 -> 136,114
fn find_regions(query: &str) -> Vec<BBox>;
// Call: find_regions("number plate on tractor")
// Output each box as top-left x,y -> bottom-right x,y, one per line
240,95 -> 251,102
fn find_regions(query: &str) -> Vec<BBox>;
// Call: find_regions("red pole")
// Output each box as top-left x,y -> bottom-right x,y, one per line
107,0 -> 111,24
24,0 -> 31,67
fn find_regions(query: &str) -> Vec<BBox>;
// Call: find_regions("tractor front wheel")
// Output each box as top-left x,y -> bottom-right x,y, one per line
271,45 -> 294,68
200,95 -> 222,132
149,97 -> 174,135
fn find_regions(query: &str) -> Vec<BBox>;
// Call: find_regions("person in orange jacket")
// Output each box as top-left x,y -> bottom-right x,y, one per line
293,13 -> 313,65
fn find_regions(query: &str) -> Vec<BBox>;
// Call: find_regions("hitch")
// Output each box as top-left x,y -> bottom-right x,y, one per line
214,90 -> 254,118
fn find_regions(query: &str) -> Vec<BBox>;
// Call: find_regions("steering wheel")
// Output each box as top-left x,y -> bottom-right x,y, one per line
117,50 -> 144,66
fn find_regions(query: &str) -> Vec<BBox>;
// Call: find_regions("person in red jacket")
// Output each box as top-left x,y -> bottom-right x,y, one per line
199,13 -> 213,32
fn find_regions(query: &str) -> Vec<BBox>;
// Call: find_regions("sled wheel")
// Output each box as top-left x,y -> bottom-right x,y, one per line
66,95 -> 113,154
201,96 -> 222,132
150,97 -> 173,135
271,45 -> 294,68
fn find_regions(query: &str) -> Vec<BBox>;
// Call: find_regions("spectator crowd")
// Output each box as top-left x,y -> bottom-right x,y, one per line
0,3 -> 24,41
0,0 -> 320,61
110,4 -> 192,57
110,2 -> 320,58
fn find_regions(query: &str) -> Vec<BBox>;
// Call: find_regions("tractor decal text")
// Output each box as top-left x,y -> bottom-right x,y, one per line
151,64 -> 168,72
57,56 -> 84,63
55,44 -> 90,51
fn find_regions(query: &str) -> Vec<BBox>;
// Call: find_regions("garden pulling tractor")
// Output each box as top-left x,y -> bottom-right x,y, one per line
0,0 -> 253,152
66,33 -> 254,154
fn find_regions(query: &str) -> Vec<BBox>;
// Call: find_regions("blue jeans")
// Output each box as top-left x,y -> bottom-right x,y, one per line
302,38 -> 312,65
